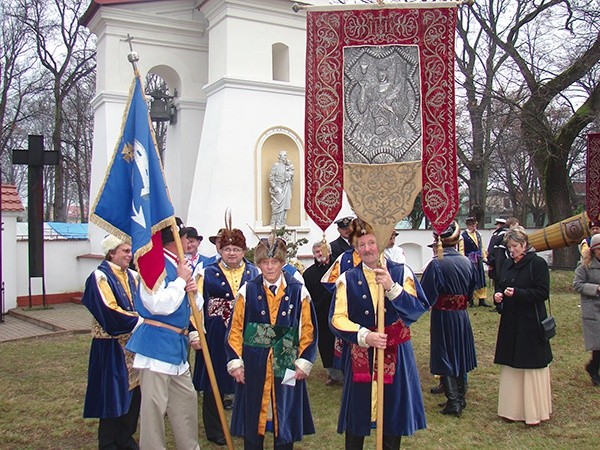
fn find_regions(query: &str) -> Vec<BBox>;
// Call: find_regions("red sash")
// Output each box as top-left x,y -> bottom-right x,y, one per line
433,294 -> 468,311
350,320 -> 410,384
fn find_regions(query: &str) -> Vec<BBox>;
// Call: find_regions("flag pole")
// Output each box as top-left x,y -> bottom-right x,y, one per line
171,219 -> 234,450
121,39 -> 233,449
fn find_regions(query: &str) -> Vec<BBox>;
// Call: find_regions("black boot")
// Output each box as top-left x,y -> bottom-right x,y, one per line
457,374 -> 467,409
468,298 -> 475,308
440,376 -> 462,416
478,299 -> 491,307
585,351 -> 600,386
430,377 -> 444,394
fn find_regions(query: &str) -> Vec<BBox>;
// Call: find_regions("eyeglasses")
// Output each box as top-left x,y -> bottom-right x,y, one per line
222,247 -> 244,254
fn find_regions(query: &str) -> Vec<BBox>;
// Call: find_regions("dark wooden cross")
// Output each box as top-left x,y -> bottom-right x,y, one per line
13,135 -> 58,307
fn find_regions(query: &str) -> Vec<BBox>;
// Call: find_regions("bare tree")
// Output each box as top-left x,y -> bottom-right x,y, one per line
15,0 -> 96,221
62,71 -> 94,222
0,0 -> 43,186
455,4 -> 513,226
471,0 -> 600,266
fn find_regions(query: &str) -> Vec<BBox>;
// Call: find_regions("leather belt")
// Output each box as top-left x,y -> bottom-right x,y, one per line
144,319 -> 189,336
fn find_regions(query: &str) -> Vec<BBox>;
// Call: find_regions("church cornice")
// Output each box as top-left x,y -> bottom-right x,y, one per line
85,2 -> 207,39
199,0 -> 306,31
203,77 -> 305,97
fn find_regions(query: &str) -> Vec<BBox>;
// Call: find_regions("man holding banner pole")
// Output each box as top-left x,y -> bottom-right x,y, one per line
90,56 -> 234,448
125,222 -> 201,449
329,218 -> 429,450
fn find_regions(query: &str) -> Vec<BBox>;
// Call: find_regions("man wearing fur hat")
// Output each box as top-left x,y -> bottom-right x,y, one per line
82,235 -> 141,449
226,237 -> 317,449
421,222 -> 478,417
125,222 -> 201,450
330,218 -> 430,449
190,227 -> 259,446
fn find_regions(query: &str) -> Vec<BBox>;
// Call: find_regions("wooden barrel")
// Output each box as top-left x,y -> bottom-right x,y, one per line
528,212 -> 590,252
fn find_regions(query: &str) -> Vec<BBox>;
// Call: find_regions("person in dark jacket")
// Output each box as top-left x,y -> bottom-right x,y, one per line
486,218 -> 519,286
493,226 -> 552,425
486,218 -> 508,282
303,241 -> 343,385
329,216 -> 353,263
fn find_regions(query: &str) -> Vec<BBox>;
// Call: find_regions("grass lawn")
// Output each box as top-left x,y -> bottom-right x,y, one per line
1,270 -> 599,449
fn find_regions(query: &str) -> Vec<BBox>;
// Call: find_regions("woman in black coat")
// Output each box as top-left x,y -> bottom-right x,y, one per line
493,226 -> 553,425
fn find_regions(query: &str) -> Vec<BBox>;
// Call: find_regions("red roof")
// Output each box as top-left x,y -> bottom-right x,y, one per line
1,184 -> 25,213
81,0 -> 164,26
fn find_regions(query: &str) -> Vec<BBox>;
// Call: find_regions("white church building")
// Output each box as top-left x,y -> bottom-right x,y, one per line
83,0 -> 344,257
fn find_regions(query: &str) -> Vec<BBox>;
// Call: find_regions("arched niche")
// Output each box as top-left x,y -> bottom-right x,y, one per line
400,242 -> 424,272
272,43 -> 290,82
256,128 -> 304,231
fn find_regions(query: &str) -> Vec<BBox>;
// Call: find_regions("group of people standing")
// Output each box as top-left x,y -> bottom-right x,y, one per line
81,220 -> 319,450
81,212 -> 563,449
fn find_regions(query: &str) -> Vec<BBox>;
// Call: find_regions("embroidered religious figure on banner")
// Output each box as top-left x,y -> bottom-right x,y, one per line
345,46 -> 421,164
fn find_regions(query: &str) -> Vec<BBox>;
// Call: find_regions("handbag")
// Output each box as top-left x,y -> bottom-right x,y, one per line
535,298 -> 556,341
529,262 -> 556,341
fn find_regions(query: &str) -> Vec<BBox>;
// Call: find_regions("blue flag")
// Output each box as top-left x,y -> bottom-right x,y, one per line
91,74 -> 174,291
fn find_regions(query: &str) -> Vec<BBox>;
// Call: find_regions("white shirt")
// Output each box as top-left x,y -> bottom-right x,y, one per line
133,248 -> 203,376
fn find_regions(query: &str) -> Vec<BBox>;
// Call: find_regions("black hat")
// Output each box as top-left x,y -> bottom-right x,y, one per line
433,221 -> 460,246
209,228 -> 225,245
182,226 -> 202,241
335,216 -> 353,229
161,217 -> 185,245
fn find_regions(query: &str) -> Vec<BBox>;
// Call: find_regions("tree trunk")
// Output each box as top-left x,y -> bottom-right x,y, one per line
52,95 -> 67,222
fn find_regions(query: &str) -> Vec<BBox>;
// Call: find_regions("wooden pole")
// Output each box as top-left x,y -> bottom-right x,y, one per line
376,252 -> 386,450
171,220 -> 234,450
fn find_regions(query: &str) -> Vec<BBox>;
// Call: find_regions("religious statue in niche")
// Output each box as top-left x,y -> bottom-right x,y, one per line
344,45 -> 422,164
269,150 -> 294,228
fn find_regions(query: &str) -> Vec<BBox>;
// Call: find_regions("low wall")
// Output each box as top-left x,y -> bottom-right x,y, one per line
11,239 -> 99,310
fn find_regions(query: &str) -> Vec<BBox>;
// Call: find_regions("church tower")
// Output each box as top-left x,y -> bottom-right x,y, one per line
188,0 -> 311,248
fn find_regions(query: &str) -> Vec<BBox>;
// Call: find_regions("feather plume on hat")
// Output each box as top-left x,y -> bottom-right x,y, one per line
254,231 -> 287,264
219,209 -> 247,250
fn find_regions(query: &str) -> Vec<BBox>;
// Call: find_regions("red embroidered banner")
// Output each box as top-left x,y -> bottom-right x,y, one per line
305,6 -> 458,234
587,132 -> 600,222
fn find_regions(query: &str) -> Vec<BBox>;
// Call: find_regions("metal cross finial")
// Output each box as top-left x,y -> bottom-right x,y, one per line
121,34 -> 139,72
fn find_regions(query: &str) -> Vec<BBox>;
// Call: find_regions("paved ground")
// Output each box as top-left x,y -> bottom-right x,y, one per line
0,303 -> 91,343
